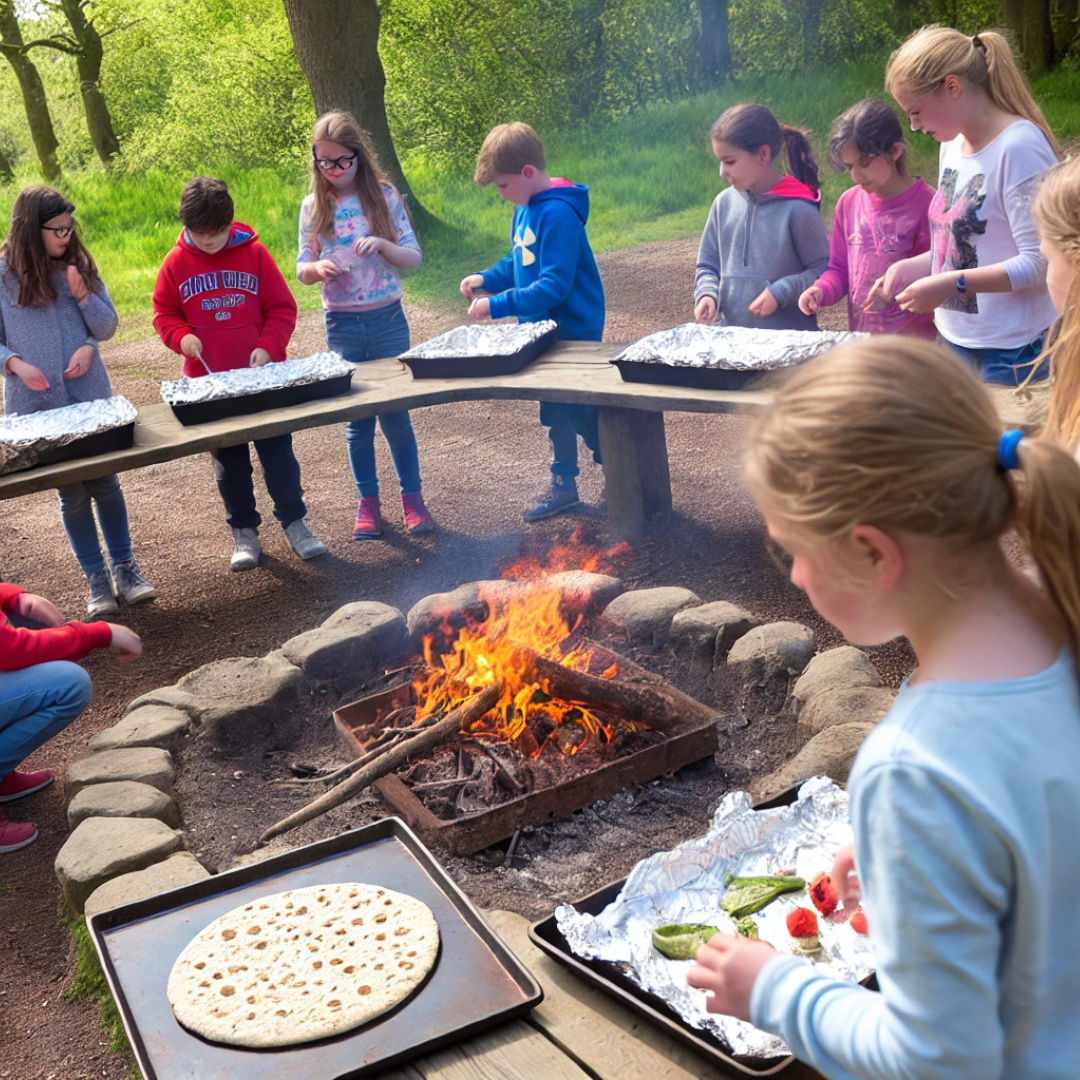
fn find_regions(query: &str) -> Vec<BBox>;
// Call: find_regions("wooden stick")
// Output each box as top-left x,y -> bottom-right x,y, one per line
258,682 -> 502,845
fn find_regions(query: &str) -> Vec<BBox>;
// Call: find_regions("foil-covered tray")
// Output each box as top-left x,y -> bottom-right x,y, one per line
612,324 -> 865,391
161,352 -> 355,426
399,321 -> 558,379
0,396 -> 137,475
548,778 -> 874,1069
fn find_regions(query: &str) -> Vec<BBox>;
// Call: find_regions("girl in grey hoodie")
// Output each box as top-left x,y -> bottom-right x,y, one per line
695,104 -> 829,331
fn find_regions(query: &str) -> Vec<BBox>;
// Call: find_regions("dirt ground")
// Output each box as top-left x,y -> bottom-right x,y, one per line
0,238 -> 913,1079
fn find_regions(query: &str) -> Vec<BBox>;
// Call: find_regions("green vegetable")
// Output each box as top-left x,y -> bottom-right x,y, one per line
734,917 -> 759,939
651,923 -> 721,960
720,874 -> 806,919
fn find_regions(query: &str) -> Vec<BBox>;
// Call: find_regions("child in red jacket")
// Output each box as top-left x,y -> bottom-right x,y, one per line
152,177 -> 327,572
0,582 -> 141,853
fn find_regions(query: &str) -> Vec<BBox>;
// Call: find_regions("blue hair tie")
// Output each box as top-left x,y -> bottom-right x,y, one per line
997,429 -> 1023,471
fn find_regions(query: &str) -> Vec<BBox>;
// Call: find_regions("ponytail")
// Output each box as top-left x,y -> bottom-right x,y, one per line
781,126 -> 821,195
710,104 -> 821,196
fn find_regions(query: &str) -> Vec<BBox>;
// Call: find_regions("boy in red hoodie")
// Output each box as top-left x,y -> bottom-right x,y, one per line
0,582 -> 141,853
152,177 -> 327,572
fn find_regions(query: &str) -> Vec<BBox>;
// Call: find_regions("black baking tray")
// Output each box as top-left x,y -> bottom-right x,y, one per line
3,421 -> 135,474
613,358 -> 771,392
401,325 -> 558,379
169,370 -> 354,426
88,817 -> 542,1079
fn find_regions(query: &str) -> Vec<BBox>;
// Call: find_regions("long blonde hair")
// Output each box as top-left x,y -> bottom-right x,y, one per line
746,336 -> 1080,666
885,26 -> 1060,156
308,110 -> 396,243
1034,155 -> 1080,450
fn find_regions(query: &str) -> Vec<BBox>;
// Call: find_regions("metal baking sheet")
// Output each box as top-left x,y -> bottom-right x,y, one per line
400,323 -> 558,379
88,817 -> 542,1079
168,371 -> 354,427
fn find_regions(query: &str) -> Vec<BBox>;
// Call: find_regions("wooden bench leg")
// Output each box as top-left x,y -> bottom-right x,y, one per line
598,407 -> 672,540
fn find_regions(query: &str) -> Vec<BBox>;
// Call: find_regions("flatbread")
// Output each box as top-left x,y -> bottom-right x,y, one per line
166,882 -> 439,1048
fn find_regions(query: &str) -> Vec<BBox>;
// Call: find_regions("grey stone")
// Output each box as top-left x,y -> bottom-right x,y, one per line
601,587 -> 702,646
67,781 -> 181,829
797,686 -> 895,736
84,852 -> 210,922
123,685 -> 201,718
281,601 -> 407,682
750,722 -> 878,804
726,621 -> 816,683
67,747 -> 175,798
670,601 -> 760,663
55,816 -> 184,912
792,647 -> 883,709
543,571 -> 624,617
88,705 -> 192,753
406,582 -> 490,648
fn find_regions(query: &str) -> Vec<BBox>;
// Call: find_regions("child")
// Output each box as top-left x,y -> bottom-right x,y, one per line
153,176 -> 327,571
695,103 -> 828,330
462,122 -> 605,522
878,27 -> 1059,385
0,579 -> 141,853
687,335 -> 1080,1078
0,186 -> 155,617
798,99 -> 935,338
296,111 -> 433,540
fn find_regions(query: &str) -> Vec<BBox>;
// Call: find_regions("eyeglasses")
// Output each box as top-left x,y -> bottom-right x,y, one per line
313,154 -> 357,172
42,224 -> 74,239
765,537 -> 795,576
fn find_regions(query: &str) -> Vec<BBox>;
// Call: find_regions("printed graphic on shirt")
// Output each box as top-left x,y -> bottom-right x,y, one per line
514,225 -> 537,266
930,169 -> 986,314
849,211 -> 924,334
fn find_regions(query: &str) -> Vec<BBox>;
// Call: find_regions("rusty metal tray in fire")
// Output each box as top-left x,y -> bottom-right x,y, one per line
87,817 -> 542,1080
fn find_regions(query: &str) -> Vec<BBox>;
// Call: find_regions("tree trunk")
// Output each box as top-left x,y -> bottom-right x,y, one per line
1053,0 -> 1079,62
60,0 -> 121,165
0,1 -> 61,181
695,0 -> 731,86
1003,0 -> 1055,76
0,143 -> 12,184
282,0 -> 428,226
801,0 -> 826,66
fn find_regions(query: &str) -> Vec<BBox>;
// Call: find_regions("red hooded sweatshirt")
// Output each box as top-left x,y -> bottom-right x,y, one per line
152,222 -> 297,377
0,584 -> 112,671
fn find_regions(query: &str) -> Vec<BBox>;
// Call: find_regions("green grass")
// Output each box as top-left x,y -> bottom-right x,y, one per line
2,59 -> 1079,322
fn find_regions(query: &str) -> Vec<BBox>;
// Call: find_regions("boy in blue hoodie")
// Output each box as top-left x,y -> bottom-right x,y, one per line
461,123 -> 606,522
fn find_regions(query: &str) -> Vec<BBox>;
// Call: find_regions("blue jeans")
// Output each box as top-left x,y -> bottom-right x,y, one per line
945,332 -> 1049,386
324,302 -> 422,498
0,661 -> 92,779
57,474 -> 133,577
540,402 -> 602,480
211,434 -> 307,530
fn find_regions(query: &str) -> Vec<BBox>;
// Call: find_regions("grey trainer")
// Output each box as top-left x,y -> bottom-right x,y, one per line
523,477 -> 581,522
284,519 -> 328,560
111,558 -> 157,605
86,568 -> 119,617
230,527 -> 261,572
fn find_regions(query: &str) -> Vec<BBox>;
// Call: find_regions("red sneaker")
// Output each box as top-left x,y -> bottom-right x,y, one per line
402,492 -> 434,535
0,768 -> 54,802
353,496 -> 382,539
0,813 -> 37,854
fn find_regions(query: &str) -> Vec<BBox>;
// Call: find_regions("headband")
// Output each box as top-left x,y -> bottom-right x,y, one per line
997,429 -> 1023,471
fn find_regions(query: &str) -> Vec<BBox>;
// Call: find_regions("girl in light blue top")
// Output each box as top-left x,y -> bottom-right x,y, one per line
688,335 -> 1080,1080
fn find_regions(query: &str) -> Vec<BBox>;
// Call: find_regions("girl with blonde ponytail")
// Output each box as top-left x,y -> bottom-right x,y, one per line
687,335 -> 1080,1079
870,27 -> 1059,387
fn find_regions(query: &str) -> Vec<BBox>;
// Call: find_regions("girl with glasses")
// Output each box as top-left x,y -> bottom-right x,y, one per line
0,186 -> 155,616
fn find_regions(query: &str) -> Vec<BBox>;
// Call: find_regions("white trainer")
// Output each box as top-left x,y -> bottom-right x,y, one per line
284,519 -> 328,560
230,527 -> 261,572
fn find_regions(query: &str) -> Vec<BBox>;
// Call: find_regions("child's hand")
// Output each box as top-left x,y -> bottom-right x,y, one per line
694,297 -> 718,324
66,264 -> 89,303
748,287 -> 779,319
799,285 -> 823,315
874,257 -> 924,305
16,592 -> 65,627
686,934 -> 776,1023
7,357 -> 50,392
312,259 -> 342,282
353,236 -> 386,258
831,843 -> 861,906
105,623 -> 143,661
63,343 -> 95,380
460,274 -> 484,300
895,274 -> 956,314
180,334 -> 204,360
249,348 -> 272,367
469,297 -> 492,322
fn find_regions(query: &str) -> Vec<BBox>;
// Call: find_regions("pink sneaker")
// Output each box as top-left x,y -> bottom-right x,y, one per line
353,496 -> 382,539
0,768 -> 54,803
402,492 -> 434,535
0,812 -> 37,854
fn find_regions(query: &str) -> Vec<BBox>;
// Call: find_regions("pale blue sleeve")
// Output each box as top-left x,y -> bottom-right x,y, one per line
768,203 -> 830,309
296,196 -> 320,275
79,280 -> 118,343
0,297 -> 13,369
998,133 -> 1057,292
694,196 -> 723,302
387,188 -> 420,257
750,763 -> 1010,1080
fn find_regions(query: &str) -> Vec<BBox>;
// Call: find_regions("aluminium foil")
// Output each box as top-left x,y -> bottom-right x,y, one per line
160,352 -> 353,405
0,396 -> 137,476
555,777 -> 875,1059
400,320 -> 558,359
613,324 -> 866,370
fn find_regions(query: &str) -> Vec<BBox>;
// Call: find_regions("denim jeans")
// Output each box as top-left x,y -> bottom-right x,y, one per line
540,402 -> 602,480
945,332 -> 1049,386
210,434 -> 307,530
0,661 -> 92,779
56,474 -> 133,577
324,302 -> 422,498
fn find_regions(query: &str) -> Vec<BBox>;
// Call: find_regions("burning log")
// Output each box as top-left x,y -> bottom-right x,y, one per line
259,682 -> 503,846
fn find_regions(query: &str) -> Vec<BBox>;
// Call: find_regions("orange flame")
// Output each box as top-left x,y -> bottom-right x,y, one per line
499,526 -> 629,580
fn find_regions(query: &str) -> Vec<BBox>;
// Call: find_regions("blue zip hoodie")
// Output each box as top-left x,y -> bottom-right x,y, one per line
481,181 -> 605,342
